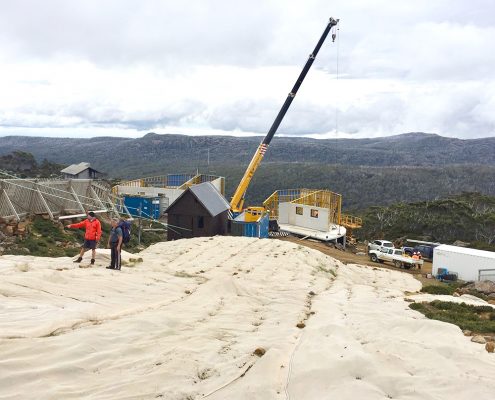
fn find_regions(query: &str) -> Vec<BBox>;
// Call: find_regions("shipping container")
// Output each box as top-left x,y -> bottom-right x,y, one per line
123,196 -> 161,220
231,212 -> 269,239
432,244 -> 495,281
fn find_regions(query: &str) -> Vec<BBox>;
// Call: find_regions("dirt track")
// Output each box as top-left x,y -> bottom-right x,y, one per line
278,236 -> 434,285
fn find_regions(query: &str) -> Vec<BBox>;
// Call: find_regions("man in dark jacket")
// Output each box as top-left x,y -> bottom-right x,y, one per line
106,218 -> 123,270
67,211 -> 102,265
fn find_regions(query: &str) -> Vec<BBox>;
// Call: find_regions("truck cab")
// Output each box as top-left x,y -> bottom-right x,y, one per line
368,240 -> 394,253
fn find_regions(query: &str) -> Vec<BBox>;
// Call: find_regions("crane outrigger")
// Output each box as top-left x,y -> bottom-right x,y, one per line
229,17 -> 339,220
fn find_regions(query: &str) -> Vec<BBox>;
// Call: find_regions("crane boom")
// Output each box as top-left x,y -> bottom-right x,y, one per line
230,17 -> 339,213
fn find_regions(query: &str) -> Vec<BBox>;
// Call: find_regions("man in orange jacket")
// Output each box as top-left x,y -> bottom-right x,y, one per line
67,211 -> 102,265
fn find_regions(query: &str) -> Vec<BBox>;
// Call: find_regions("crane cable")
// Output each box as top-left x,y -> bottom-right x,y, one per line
334,23 -> 340,138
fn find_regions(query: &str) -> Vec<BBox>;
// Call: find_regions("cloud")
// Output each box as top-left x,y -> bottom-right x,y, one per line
0,0 -> 494,139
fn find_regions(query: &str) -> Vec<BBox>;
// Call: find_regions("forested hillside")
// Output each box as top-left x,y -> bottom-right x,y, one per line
1,133 -> 495,176
358,192 -> 495,250
0,151 -> 65,178
216,162 -> 495,209
1,132 -> 494,210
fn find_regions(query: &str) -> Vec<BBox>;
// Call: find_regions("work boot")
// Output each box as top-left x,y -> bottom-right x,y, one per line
73,257 -> 82,263
106,266 -> 114,269
90,259 -> 95,265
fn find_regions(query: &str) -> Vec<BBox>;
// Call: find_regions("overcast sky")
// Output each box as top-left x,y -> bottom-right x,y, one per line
0,0 -> 494,139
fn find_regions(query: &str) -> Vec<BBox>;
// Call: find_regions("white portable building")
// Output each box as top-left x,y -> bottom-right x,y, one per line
277,202 -> 346,242
432,244 -> 495,281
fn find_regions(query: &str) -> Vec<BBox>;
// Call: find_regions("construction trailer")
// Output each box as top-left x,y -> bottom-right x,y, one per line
433,245 -> 495,281
263,189 -> 362,243
165,182 -> 229,241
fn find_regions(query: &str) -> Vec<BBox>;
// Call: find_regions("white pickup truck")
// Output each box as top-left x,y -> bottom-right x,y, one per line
369,247 -> 423,270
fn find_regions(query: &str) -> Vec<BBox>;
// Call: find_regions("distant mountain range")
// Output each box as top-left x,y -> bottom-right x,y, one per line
1,132 -> 494,176
1,132 -> 494,209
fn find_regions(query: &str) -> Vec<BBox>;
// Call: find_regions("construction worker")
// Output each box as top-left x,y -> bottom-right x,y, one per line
412,251 -> 421,270
106,218 -> 123,270
67,211 -> 102,265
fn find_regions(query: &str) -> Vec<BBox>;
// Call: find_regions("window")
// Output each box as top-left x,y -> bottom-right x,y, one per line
296,206 -> 303,215
310,209 -> 319,218
198,216 -> 204,228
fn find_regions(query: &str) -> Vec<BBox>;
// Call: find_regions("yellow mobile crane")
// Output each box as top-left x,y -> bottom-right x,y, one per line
230,18 -> 339,222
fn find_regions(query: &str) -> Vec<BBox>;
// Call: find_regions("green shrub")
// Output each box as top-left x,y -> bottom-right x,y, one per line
421,285 -> 454,295
409,301 -> 495,333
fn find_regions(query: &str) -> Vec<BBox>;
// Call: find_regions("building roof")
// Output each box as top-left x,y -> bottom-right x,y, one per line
167,182 -> 230,217
435,244 -> 495,259
189,182 -> 230,217
60,162 -> 99,175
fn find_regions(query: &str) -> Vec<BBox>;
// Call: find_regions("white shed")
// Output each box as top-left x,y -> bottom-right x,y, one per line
278,202 -> 346,242
432,244 -> 495,281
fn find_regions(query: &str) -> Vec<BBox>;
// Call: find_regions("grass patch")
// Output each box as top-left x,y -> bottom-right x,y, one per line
31,217 -> 70,242
421,284 -> 459,295
410,300 -> 495,333
421,283 -> 490,301
462,289 -> 489,301
3,216 -> 165,257
314,262 -> 336,276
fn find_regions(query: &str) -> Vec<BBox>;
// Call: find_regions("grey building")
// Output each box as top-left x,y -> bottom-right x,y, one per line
166,182 -> 230,241
61,163 -> 103,179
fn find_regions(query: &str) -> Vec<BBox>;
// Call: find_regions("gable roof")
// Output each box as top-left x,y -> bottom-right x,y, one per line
60,162 -> 94,175
167,182 -> 230,217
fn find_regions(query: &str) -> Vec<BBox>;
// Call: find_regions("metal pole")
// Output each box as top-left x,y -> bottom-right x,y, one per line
138,207 -> 142,245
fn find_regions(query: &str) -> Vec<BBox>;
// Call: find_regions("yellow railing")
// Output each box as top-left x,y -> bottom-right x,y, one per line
263,189 -> 342,225
263,189 -> 312,219
340,214 -> 363,229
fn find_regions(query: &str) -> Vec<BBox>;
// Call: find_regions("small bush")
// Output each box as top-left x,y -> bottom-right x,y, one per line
409,301 -> 495,333
421,285 -> 453,295
464,289 -> 489,301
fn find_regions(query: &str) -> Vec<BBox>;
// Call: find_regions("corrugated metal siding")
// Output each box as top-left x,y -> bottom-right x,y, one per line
124,197 -> 160,219
231,214 -> 269,239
